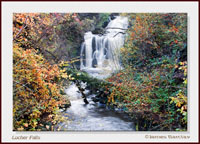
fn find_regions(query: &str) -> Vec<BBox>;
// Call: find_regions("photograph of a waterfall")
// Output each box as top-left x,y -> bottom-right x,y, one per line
13,13 -> 187,131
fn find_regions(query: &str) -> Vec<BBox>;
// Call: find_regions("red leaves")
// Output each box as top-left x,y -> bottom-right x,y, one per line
116,72 -> 122,77
172,25 -> 179,33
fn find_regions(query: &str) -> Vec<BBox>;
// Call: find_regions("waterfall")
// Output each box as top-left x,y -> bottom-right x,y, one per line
80,16 -> 128,78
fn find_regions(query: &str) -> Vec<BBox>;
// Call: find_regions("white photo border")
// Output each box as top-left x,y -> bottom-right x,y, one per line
2,1 -> 199,143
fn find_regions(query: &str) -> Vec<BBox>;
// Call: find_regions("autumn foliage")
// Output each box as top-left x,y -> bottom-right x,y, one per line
106,13 -> 187,131
13,13 -> 188,131
13,44 -> 70,131
12,12 -> 112,131
13,13 -> 74,131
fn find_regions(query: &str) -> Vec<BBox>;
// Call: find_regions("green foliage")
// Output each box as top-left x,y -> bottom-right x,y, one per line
121,13 -> 187,68
105,13 -> 187,131
59,63 -> 110,92
96,13 -> 110,28
13,13 -> 187,131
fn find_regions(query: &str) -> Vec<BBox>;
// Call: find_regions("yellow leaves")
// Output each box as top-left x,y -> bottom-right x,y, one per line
183,79 -> 187,85
59,61 -> 64,66
17,127 -> 24,131
68,74 -> 75,80
70,77 -> 75,80
179,61 -> 187,77
181,105 -> 187,113
30,109 -> 41,119
108,89 -> 116,103
59,61 -> 69,67
176,102 -> 181,108
13,13 -> 74,131
179,62 -> 184,65
30,120 -> 38,128
170,97 -> 175,104
120,47 -> 125,52
170,89 -> 187,123
13,45 -> 66,131
60,68 -> 66,73
136,16 -> 141,21
61,73 -> 68,79
111,95 -> 115,103
77,72 -> 81,76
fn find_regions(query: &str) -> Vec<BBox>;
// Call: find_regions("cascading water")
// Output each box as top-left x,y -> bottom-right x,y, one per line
80,16 -> 128,78
58,16 -> 135,131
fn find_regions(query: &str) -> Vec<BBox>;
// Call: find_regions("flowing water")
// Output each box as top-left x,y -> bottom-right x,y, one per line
60,84 -> 135,131
80,16 -> 128,78
59,16 -> 135,131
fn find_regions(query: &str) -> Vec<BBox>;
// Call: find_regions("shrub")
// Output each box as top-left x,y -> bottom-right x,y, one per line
105,13 -> 187,131
13,44 -> 69,131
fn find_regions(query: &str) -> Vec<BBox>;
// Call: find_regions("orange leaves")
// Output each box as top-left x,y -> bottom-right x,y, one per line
13,45 -> 67,131
116,72 -> 122,77
179,61 -> 187,77
13,13 -> 74,52
168,25 -> 179,33
130,32 -> 135,40
172,25 -> 179,33
17,127 -> 24,131
23,123 -> 29,128
13,13 -> 75,131
136,16 -> 141,21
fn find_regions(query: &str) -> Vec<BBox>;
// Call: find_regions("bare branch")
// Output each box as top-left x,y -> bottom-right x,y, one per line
13,80 -> 34,93
13,16 -> 29,40
113,32 -> 125,37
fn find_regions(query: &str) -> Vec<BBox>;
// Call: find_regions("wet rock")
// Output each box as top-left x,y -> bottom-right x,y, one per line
59,103 -> 71,111
97,102 -> 106,108
110,13 -> 119,20
102,21 -> 109,28
92,59 -> 97,68
92,28 -> 104,35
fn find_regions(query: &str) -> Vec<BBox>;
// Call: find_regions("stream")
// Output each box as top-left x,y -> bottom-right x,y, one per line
58,16 -> 135,131
59,84 -> 135,131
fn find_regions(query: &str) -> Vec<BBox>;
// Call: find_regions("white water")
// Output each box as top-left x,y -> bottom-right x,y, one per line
58,16 -> 135,131
60,84 -> 134,131
80,16 -> 128,78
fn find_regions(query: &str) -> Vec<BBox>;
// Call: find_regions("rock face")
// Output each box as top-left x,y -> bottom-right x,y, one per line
78,13 -> 100,20
78,13 -> 120,35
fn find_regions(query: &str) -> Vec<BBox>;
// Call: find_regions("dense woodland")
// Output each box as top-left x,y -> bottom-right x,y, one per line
13,13 -> 187,131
